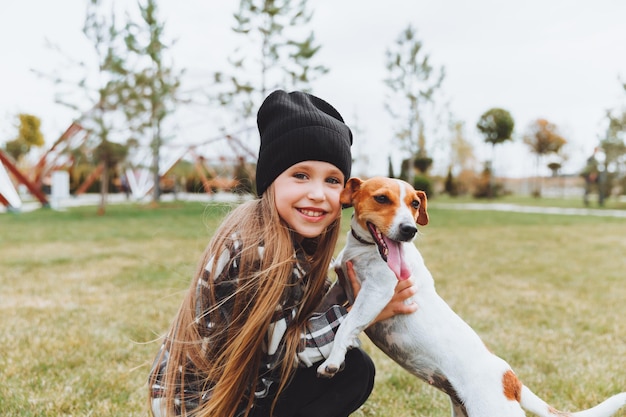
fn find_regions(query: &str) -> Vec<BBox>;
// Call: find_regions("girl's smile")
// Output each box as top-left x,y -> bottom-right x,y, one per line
298,208 -> 326,218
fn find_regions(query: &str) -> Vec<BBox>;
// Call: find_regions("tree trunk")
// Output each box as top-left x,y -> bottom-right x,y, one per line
98,164 -> 109,216
151,113 -> 161,204
488,143 -> 495,199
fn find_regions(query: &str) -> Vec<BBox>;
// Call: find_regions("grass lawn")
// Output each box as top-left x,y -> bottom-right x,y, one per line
1,201 -> 624,416
432,193 -> 626,210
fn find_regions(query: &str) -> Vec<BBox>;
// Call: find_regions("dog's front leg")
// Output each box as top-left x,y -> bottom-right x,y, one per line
317,277 -> 394,378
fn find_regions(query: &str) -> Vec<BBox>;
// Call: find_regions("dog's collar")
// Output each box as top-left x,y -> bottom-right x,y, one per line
351,228 -> 375,245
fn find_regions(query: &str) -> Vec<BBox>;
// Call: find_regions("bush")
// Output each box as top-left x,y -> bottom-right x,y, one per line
412,174 -> 433,197
471,166 -> 507,198
444,168 -> 459,196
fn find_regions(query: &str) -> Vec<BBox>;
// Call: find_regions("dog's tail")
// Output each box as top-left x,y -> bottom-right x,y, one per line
520,385 -> 626,417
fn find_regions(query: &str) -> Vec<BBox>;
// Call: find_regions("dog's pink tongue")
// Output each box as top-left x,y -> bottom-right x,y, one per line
383,236 -> 411,280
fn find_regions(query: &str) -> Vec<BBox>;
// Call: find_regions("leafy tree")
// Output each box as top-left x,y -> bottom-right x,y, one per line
547,161 -> 562,177
4,140 -> 28,162
93,140 -> 129,177
523,118 -> 567,197
476,108 -> 514,198
4,114 -> 45,161
476,108 -> 515,149
384,25 -> 444,176
215,0 -> 327,128
121,0 -> 182,202
523,119 -> 566,156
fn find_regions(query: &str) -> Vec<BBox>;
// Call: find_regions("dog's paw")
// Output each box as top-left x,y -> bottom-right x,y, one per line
316,360 -> 344,378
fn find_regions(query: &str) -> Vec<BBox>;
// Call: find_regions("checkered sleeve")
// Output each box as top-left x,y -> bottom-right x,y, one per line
296,304 -> 359,367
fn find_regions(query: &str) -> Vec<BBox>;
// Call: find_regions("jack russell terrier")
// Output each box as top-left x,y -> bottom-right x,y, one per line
318,177 -> 626,417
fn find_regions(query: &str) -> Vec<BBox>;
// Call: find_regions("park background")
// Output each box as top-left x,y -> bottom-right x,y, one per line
1,0 -> 626,212
0,1 -> 625,416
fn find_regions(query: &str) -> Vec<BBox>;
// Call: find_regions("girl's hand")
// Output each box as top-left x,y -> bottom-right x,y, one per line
344,260 -> 418,324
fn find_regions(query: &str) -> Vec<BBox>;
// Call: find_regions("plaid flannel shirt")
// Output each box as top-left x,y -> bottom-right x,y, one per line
150,233 -> 349,416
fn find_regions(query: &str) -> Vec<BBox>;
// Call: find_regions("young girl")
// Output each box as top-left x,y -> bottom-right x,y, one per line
149,90 -> 417,417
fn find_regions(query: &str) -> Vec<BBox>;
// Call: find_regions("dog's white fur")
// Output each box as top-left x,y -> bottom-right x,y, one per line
318,177 -> 626,417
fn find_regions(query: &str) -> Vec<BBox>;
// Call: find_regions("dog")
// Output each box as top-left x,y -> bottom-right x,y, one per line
318,176 -> 626,417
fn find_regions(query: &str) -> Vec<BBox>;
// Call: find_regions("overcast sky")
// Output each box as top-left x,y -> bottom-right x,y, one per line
1,0 -> 625,178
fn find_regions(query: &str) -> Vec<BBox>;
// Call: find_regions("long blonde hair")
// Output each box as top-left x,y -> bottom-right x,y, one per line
150,185 -> 342,417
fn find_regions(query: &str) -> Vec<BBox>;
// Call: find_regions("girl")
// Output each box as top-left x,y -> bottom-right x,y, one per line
149,90 -> 417,417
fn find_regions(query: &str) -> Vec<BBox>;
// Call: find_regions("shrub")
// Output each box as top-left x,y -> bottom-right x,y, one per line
413,174 -> 433,197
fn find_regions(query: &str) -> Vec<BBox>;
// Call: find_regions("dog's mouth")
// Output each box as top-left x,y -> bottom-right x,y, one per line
367,222 -> 411,281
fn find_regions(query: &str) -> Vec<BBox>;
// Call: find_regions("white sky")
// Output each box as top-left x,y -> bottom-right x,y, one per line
1,0 -> 625,178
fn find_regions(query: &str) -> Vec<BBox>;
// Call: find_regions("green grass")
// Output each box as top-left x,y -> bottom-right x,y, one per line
432,193 -> 626,210
1,202 -> 625,416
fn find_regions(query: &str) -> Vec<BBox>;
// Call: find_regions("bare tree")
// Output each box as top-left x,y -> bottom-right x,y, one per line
215,0 -> 328,131
60,0 -> 129,215
121,0 -> 182,202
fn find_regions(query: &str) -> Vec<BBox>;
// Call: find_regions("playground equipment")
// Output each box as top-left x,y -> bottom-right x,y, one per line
0,154 -> 23,209
0,122 -> 88,210
0,149 -> 49,209
0,121 -> 257,211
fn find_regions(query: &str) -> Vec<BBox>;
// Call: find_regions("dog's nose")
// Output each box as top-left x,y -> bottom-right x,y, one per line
399,223 -> 417,240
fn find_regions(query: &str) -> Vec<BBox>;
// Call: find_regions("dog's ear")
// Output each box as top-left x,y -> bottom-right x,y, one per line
415,190 -> 429,226
340,177 -> 363,208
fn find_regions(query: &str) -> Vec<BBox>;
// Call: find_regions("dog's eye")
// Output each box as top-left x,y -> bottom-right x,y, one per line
374,195 -> 390,204
411,200 -> 420,209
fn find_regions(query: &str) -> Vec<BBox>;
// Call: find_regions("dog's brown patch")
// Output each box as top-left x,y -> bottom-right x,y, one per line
414,189 -> 429,226
502,370 -> 522,402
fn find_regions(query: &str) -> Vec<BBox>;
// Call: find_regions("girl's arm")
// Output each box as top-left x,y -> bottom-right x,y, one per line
297,260 -> 418,367
343,260 -> 418,323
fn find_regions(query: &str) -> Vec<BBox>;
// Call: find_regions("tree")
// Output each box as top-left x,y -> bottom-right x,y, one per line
603,84 -> 626,197
384,24 -> 444,180
476,108 -> 514,198
413,121 -> 433,174
547,162 -> 562,179
215,0 -> 328,129
40,0 -> 129,214
449,121 -> 476,174
4,114 -> 45,161
476,108 -> 515,149
93,140 -> 129,183
387,155 -> 395,178
80,1 -> 127,214
121,0 -> 182,203
523,118 -> 567,197
446,121 -> 477,196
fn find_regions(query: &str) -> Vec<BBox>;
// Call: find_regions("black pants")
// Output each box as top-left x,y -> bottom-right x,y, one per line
250,348 -> 375,417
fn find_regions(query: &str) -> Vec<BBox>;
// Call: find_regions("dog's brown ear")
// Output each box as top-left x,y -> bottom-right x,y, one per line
415,190 -> 429,226
340,177 -> 363,208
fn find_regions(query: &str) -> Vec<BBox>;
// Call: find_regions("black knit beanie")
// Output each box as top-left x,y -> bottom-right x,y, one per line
255,90 -> 353,196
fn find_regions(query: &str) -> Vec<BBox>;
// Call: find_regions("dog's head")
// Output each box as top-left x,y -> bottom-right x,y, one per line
340,177 -> 428,280
341,176 -> 429,232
